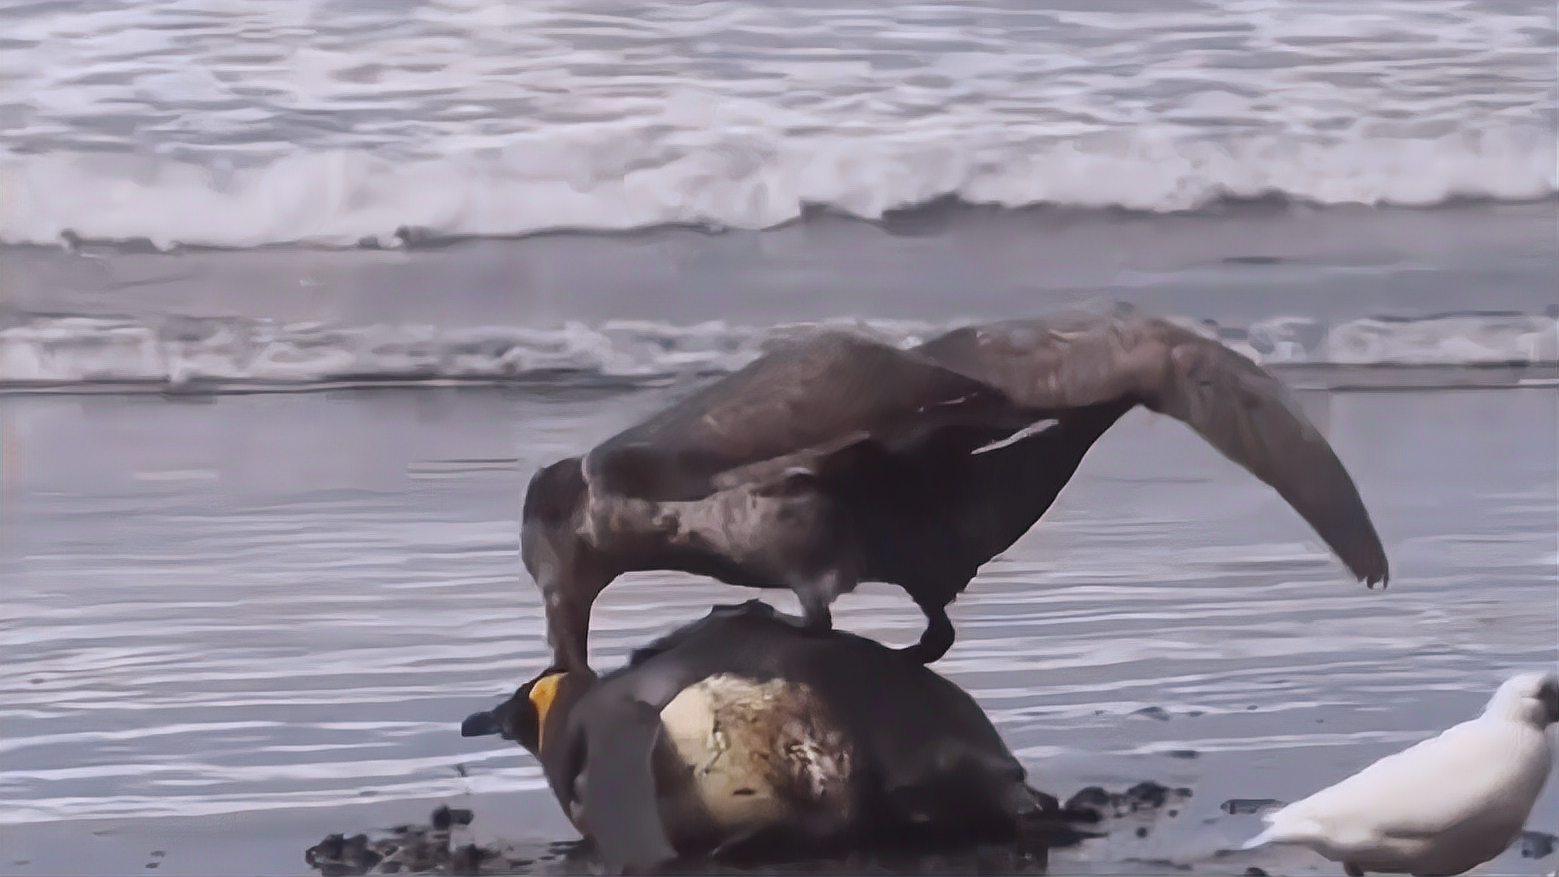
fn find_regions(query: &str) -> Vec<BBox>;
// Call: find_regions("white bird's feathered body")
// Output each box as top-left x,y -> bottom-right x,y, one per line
1245,672 -> 1558,876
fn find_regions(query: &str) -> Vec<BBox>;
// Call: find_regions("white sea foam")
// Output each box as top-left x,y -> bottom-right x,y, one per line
2,313 -> 1551,390
1253,314 -> 1559,367
2,0 -> 1553,248
3,130 -> 1554,249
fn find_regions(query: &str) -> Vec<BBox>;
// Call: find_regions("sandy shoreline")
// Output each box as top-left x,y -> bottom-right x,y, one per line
0,791 -> 565,877
3,383 -> 1555,875
6,788 -> 1552,876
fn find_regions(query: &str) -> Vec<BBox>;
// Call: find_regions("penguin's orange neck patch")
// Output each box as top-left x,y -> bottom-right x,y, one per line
529,673 -> 564,747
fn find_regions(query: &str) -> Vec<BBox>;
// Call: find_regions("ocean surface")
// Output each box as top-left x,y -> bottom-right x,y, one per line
2,0 -> 1557,874
2,0 -> 1557,391
2,0 -> 1556,248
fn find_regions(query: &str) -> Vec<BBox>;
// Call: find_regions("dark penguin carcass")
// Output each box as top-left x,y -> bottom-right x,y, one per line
521,307 -> 1390,672
462,601 -> 1082,873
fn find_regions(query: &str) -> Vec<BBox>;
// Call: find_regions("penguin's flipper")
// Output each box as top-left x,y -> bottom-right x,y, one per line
579,692 -> 678,874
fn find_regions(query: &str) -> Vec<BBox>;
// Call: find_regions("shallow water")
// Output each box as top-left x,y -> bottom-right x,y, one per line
4,201 -> 1557,390
2,382 -> 1554,875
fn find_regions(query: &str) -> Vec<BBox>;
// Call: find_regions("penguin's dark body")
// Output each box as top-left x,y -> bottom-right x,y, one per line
463,601 -> 1062,872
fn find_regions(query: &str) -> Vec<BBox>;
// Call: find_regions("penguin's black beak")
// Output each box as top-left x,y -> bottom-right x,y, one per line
461,709 -> 500,737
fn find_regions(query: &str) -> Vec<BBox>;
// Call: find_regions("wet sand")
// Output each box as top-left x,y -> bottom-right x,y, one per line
2,381 -> 1555,875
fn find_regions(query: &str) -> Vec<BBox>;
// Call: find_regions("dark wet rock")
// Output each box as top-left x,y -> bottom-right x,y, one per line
449,844 -> 484,875
1131,706 -> 1172,721
1244,867 -> 1270,876
311,834 -> 345,862
427,804 -> 475,831
1520,830 -> 1556,859
1221,798 -> 1283,815
1060,781 -> 1191,822
1064,786 -> 1111,812
1164,749 -> 1199,759
1135,827 -> 1149,838
307,809 -> 483,876
1060,807 -> 1104,825
305,794 -> 1103,874
1125,781 -> 1171,810
1012,789 -> 1101,849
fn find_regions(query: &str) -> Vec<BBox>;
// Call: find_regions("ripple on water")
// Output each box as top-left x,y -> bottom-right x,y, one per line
0,386 -> 1554,862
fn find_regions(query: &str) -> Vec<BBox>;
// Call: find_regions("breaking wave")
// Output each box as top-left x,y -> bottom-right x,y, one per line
2,312 -> 1553,391
5,0 -> 1553,249
2,130 -> 1555,250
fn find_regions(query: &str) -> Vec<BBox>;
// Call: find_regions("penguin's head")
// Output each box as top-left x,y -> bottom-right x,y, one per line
462,668 -> 586,754
1486,670 -> 1559,728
